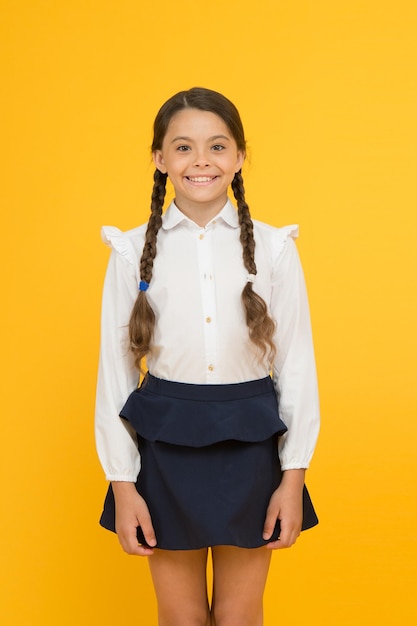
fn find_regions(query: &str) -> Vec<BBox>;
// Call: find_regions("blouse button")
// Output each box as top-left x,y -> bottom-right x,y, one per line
208,364 -> 214,371
199,234 -> 204,240
205,317 -> 212,323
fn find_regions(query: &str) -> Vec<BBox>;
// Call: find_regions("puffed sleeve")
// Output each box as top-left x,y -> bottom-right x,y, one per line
270,232 -> 320,470
94,226 -> 141,481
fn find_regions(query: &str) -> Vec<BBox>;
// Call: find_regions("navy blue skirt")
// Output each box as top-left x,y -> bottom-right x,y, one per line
100,374 -> 318,550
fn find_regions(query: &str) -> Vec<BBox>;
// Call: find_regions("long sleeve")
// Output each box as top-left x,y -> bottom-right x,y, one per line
270,236 -> 320,470
94,227 -> 141,481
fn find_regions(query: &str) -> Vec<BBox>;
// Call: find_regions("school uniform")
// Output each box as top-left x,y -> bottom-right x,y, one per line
95,199 -> 320,550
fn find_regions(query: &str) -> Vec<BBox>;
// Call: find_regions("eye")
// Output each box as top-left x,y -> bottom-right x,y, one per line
211,144 -> 225,151
176,145 -> 191,152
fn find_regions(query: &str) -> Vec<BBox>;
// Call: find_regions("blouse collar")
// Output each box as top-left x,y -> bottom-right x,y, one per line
162,198 -> 239,231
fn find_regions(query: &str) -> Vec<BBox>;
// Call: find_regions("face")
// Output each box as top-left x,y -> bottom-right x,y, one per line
153,108 -> 245,224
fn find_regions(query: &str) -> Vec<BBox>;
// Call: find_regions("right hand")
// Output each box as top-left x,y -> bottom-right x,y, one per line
112,482 -> 157,556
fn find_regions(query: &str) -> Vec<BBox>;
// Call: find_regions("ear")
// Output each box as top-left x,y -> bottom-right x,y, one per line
235,150 -> 245,173
153,150 -> 168,174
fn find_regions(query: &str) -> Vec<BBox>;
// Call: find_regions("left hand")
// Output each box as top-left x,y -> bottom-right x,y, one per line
263,469 -> 305,549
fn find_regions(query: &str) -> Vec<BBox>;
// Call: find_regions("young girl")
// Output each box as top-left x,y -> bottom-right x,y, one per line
95,87 -> 320,626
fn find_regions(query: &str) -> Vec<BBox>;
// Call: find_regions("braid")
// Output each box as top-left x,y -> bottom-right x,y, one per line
129,169 -> 167,372
139,169 -> 166,283
232,172 -> 276,363
232,172 -> 256,274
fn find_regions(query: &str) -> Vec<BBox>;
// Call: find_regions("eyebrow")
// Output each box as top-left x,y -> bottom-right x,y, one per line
170,134 -> 231,144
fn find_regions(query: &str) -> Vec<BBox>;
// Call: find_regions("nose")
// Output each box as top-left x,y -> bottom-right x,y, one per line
193,150 -> 210,167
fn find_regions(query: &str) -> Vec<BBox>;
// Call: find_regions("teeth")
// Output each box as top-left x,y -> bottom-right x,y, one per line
188,176 -> 214,182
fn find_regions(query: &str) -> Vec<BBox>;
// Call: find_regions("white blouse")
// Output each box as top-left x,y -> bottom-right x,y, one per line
95,199 -> 320,482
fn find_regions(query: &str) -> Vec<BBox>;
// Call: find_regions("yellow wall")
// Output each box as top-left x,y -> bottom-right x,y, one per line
1,1 -> 416,624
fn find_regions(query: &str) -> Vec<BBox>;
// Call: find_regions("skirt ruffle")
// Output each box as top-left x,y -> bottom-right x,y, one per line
119,374 -> 288,447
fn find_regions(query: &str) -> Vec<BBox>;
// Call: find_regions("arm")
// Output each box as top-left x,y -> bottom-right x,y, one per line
264,235 -> 320,548
95,230 -> 156,554
95,244 -> 141,481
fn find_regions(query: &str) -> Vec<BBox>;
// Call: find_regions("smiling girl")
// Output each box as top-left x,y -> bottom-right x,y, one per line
95,87 -> 320,626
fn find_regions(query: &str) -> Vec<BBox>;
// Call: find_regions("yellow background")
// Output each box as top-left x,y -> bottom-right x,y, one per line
1,1 -> 416,624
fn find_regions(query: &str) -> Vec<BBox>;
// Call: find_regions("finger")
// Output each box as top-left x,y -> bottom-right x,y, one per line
122,541 -> 155,557
277,523 -> 292,548
266,535 -> 292,550
267,522 -> 301,549
137,544 -> 155,556
117,524 -> 153,556
265,523 -> 289,550
119,532 -> 155,556
265,539 -> 281,550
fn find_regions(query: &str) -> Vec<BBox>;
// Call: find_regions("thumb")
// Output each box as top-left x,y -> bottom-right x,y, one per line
263,505 -> 279,541
138,509 -> 157,548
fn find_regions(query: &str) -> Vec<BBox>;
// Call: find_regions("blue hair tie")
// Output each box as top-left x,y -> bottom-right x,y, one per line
139,280 -> 149,292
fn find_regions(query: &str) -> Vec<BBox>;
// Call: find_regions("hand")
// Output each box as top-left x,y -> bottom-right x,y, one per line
112,482 -> 157,556
263,469 -> 305,549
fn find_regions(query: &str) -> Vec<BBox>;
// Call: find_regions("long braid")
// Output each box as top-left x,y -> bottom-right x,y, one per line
129,169 -> 167,372
231,171 -> 276,363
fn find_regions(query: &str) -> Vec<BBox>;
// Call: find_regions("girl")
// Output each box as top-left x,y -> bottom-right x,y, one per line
95,87 -> 320,626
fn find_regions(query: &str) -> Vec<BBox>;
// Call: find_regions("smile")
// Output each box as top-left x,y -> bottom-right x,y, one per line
186,176 -> 217,183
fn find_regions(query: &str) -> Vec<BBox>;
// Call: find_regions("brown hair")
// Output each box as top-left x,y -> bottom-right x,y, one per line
129,87 -> 276,372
